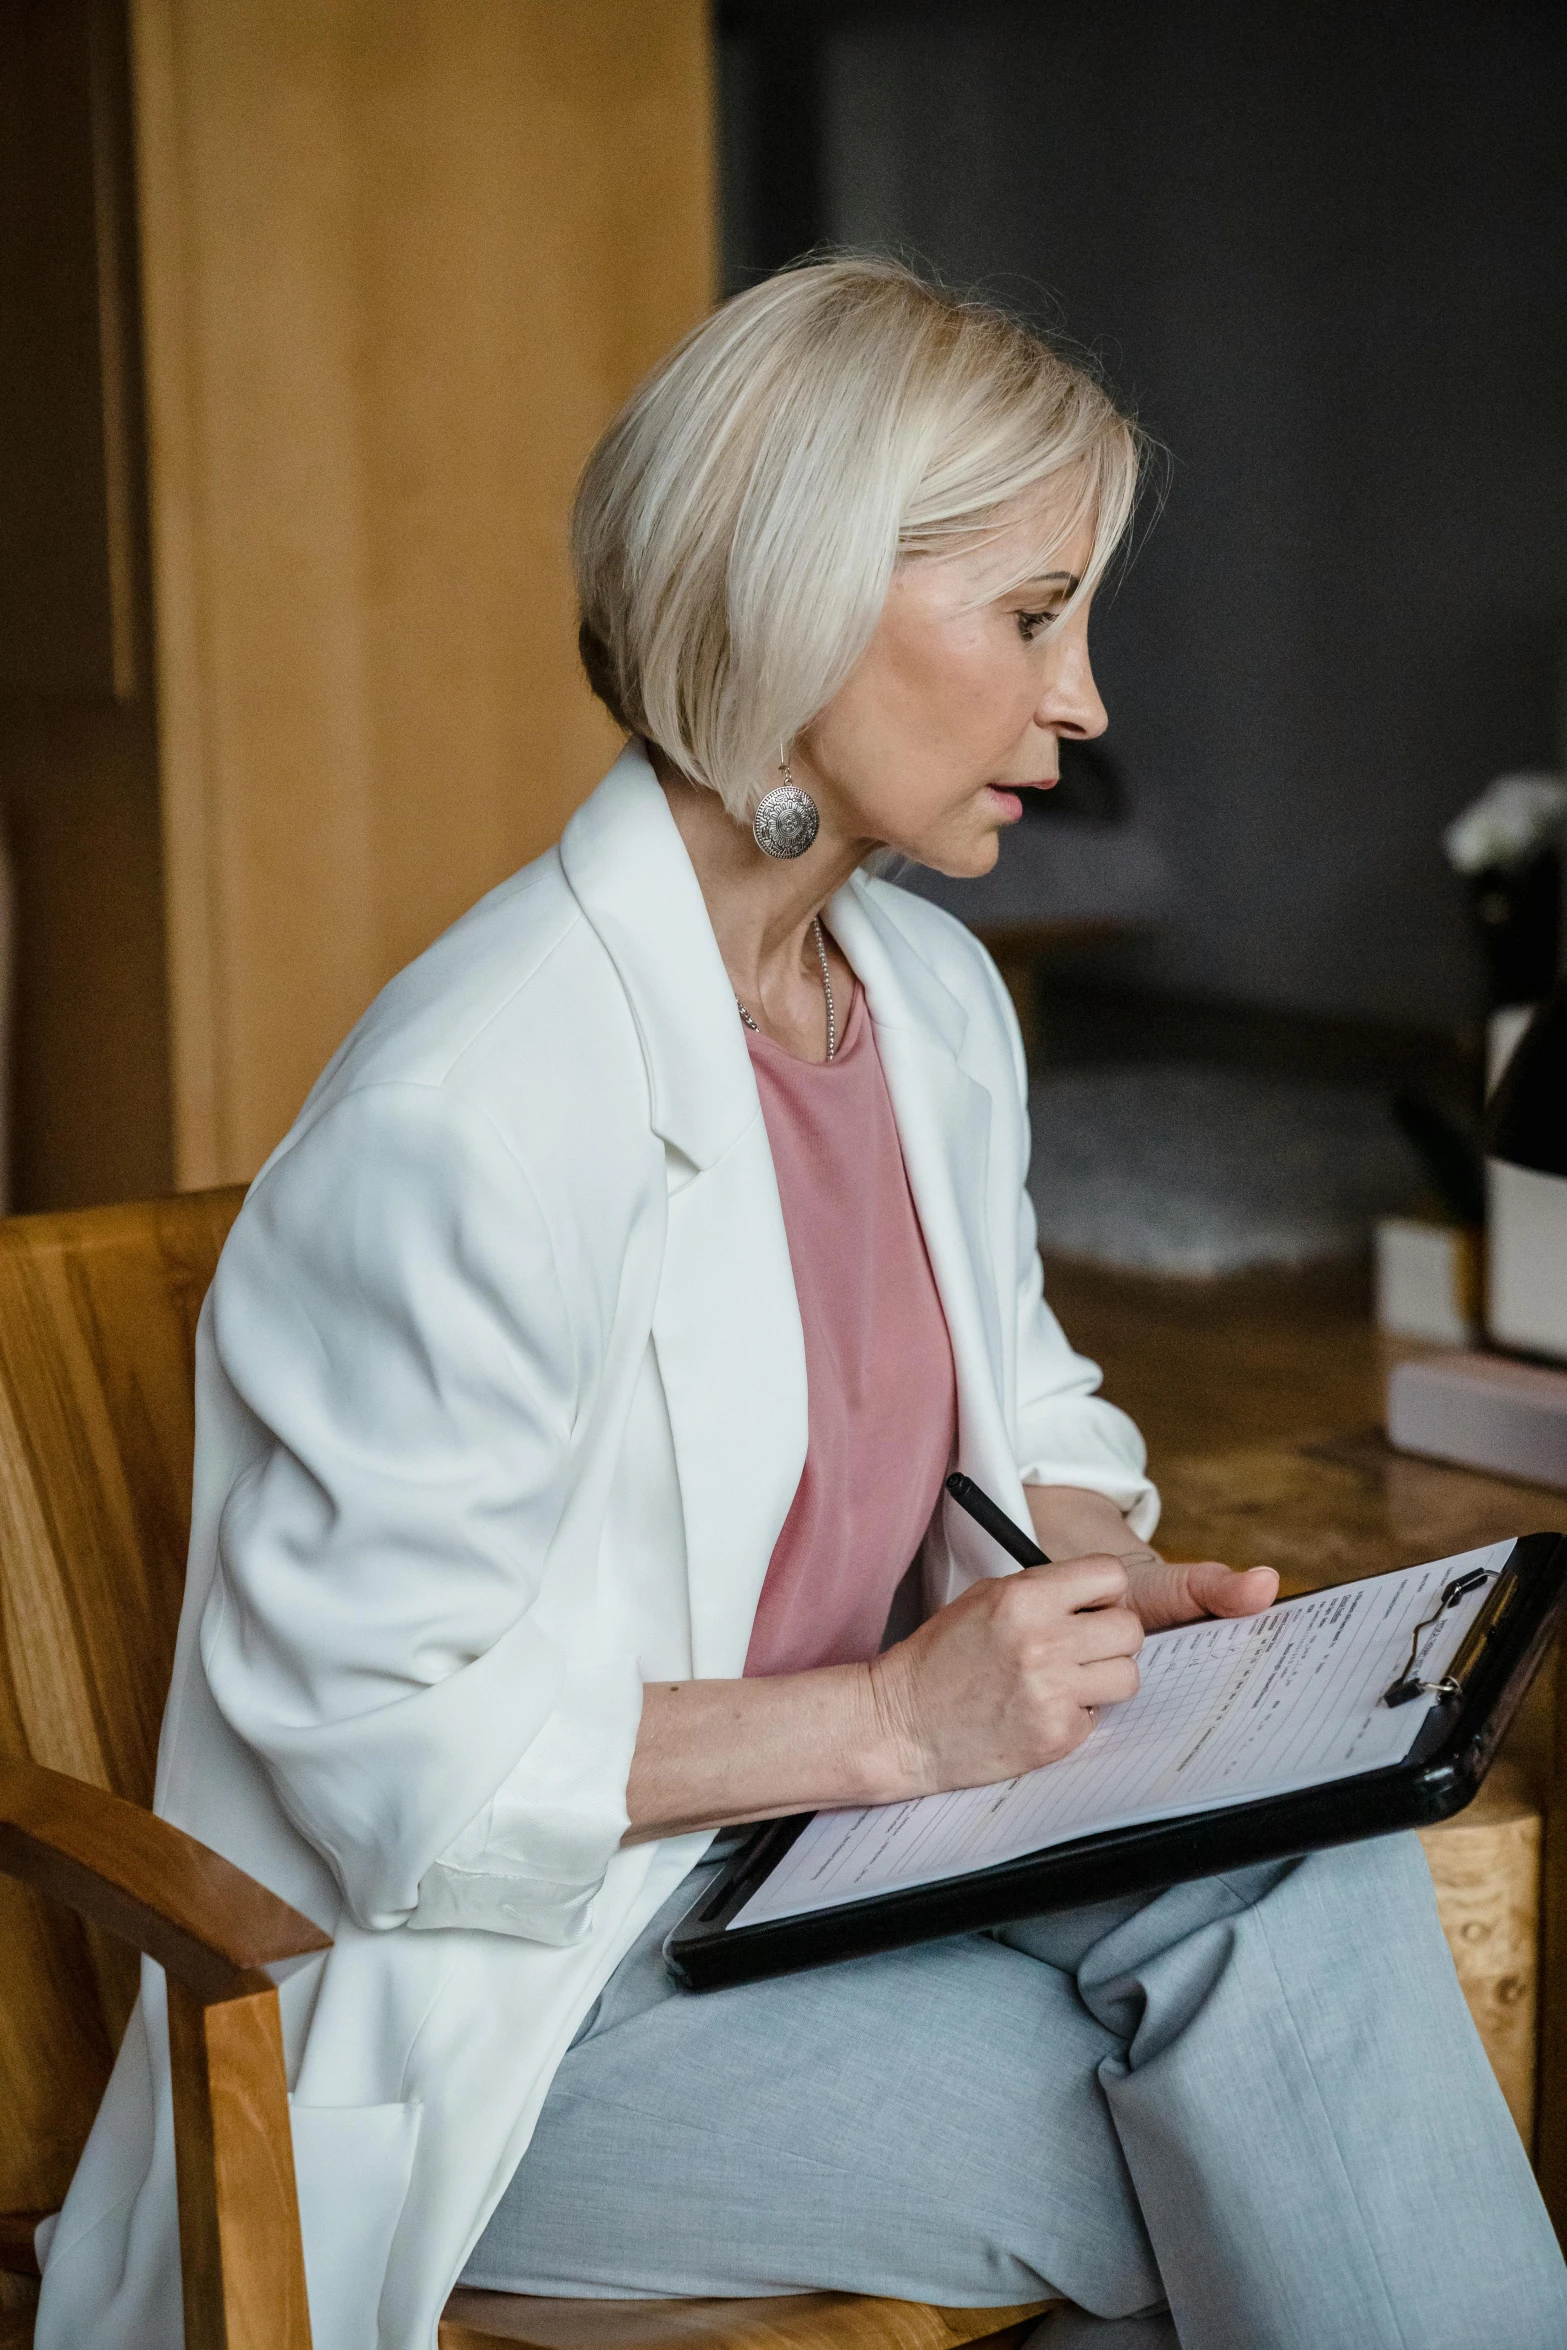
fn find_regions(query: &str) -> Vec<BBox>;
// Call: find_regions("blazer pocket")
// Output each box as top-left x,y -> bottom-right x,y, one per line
289,2099 -> 422,2350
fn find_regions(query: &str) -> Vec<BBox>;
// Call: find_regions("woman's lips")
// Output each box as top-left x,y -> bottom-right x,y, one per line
987,779 -> 1056,822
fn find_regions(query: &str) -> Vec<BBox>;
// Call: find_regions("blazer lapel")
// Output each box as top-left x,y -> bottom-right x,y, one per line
827,878 -> 1028,1594
653,1132 -> 807,1676
560,750 -> 806,1677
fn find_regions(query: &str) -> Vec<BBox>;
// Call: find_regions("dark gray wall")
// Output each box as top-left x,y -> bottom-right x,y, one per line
721,0 -> 1567,1030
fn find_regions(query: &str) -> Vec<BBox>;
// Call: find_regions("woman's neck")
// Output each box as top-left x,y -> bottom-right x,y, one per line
651,750 -> 866,1063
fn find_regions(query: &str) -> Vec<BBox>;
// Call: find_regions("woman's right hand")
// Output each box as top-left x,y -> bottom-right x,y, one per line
626,1556 -> 1143,1845
866,1557 -> 1144,1799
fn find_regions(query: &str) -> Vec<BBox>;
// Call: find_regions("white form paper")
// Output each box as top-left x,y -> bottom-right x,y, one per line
731,1542 -> 1513,1929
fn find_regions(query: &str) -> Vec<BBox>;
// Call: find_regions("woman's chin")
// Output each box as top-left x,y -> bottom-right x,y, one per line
904,824 -> 1005,881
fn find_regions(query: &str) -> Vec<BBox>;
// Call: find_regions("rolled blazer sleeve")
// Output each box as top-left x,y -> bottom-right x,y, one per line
202,1082 -> 644,1945
979,951 -> 1160,1539
1012,1194 -> 1160,1538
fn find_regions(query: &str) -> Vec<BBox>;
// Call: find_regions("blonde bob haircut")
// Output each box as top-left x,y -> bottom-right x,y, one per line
573,256 -> 1145,822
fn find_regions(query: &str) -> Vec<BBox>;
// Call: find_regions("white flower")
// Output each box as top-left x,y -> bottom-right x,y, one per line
1443,773 -> 1567,875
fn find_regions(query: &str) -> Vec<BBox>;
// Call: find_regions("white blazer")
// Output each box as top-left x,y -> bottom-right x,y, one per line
36,748 -> 1155,2350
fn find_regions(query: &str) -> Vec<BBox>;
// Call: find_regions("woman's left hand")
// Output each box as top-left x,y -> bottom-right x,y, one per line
1024,1484 -> 1278,1634
1114,1546 -> 1279,1633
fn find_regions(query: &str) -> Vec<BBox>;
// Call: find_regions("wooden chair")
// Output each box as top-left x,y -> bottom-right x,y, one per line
0,1191 -> 1054,2350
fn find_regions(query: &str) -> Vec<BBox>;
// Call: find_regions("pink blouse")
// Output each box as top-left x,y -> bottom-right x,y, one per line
742,983 -> 958,1677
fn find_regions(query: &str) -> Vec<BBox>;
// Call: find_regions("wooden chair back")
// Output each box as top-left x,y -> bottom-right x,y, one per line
0,1188 -> 244,2215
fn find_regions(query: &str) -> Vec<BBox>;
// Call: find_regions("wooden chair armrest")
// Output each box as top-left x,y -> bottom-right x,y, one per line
0,1753 -> 328,2002
0,1754 -> 323,2350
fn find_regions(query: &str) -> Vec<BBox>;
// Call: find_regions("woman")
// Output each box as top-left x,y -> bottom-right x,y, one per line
38,260 -> 1566,2350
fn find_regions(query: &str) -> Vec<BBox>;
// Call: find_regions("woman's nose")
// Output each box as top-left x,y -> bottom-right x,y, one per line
1037,636 -> 1108,742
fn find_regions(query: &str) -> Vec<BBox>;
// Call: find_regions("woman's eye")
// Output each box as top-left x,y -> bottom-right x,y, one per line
1015,609 -> 1055,642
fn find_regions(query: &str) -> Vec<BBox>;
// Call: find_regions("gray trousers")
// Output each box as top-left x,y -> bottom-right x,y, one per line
463,1833 -> 1567,2350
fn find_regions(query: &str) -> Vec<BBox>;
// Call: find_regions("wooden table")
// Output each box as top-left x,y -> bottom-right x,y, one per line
1043,1255 -> 1564,1595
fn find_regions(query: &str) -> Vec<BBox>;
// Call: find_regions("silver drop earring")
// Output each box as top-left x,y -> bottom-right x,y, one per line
751,754 -> 819,860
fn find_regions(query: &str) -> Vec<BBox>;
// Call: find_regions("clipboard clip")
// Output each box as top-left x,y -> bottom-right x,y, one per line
1383,1567 -> 1503,1707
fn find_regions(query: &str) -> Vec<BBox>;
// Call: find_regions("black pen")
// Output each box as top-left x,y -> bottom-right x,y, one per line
944,1471 -> 1052,1567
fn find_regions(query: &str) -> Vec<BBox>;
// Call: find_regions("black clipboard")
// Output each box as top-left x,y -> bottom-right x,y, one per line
664,1531 -> 1567,1993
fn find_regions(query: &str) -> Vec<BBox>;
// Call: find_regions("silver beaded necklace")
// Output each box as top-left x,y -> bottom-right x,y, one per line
736,915 -> 837,1061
